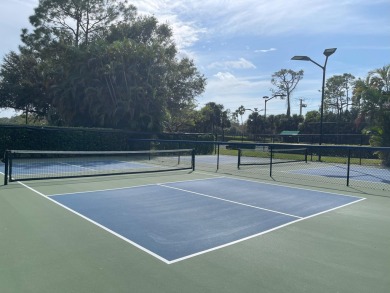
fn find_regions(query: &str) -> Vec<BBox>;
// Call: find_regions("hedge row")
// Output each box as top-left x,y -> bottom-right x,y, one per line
0,125 -> 215,155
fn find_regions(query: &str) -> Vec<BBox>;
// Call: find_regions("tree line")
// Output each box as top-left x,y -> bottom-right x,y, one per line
0,0 -> 205,131
190,66 -> 389,148
0,0 -> 388,148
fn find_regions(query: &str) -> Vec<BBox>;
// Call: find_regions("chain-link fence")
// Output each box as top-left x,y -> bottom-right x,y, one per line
143,139 -> 390,192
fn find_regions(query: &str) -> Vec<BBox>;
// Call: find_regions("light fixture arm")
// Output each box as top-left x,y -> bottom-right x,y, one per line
262,94 -> 285,118
308,58 -> 324,70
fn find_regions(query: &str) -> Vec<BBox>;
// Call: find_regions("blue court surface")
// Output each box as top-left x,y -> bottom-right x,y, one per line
290,164 -> 390,184
49,177 -> 364,263
192,154 -> 237,164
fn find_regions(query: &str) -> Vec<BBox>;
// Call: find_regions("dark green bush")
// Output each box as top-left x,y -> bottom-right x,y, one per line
0,125 -> 214,155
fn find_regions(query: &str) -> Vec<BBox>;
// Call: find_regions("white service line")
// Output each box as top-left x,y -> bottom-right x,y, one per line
14,177 -> 366,265
16,181 -> 171,264
158,183 -> 302,219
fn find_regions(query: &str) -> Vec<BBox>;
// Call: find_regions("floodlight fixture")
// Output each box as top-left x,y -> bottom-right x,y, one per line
291,56 -> 311,61
323,48 -> 337,57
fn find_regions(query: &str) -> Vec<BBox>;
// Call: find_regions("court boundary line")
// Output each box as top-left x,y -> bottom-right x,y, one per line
14,176 -> 366,265
16,181 -> 172,264
195,171 -> 366,201
49,176 -> 227,197
0,167 -> 372,206
168,195 -> 365,263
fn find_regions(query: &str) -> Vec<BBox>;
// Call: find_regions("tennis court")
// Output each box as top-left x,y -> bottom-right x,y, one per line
190,145 -> 390,189
45,177 -> 363,263
1,148 -> 390,293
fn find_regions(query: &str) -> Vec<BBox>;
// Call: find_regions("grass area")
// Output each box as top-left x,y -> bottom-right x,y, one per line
219,148 -> 239,156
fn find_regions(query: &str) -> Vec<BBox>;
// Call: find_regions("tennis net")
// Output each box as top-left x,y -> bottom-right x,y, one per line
3,149 -> 195,184
238,147 -> 308,168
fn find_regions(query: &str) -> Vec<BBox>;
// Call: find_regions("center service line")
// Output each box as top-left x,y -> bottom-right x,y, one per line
158,184 -> 302,219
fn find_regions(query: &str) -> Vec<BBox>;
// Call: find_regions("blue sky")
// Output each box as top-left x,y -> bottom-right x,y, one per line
1,0 -> 389,119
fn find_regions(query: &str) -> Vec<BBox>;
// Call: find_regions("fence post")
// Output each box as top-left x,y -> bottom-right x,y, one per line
192,149 -> 195,171
347,149 -> 351,186
3,150 -> 9,185
214,133 -> 217,154
304,148 -> 308,163
217,143 -> 220,170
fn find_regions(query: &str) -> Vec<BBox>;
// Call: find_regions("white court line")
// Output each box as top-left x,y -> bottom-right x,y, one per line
16,180 -> 300,265
58,162 -> 98,171
49,176 -> 226,197
16,181 -> 171,264
117,160 -> 152,167
14,177 -> 366,265
194,171 -> 366,201
158,183 -> 302,219
168,196 -> 365,264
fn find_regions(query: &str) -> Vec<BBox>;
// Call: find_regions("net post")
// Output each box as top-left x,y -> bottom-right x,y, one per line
191,149 -> 195,171
237,149 -> 241,169
346,149 -> 351,186
269,147 -> 273,177
3,150 -> 9,185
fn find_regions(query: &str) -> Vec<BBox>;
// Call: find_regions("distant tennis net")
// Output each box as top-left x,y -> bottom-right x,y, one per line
238,147 -> 308,168
3,149 -> 195,184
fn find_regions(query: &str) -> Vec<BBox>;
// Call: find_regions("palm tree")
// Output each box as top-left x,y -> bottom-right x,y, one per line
235,105 -> 246,125
367,64 -> 390,94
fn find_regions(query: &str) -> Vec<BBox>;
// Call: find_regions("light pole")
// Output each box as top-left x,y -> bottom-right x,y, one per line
291,48 -> 337,145
262,94 -> 286,118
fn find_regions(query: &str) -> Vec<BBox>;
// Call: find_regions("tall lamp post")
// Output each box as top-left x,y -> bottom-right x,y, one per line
262,94 -> 286,118
291,48 -> 337,145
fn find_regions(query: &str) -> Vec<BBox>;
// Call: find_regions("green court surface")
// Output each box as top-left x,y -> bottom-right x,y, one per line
1,170 -> 389,293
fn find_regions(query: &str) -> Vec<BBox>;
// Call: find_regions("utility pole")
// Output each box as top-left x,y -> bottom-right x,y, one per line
299,98 -> 307,116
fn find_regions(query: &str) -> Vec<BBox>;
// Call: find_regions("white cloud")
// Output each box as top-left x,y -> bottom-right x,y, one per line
255,48 -> 277,53
2,0 -> 388,119
132,0 -> 390,50
199,72 -> 273,112
214,72 -> 237,81
154,14 -> 207,51
208,58 -> 256,70
133,1 -> 208,50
